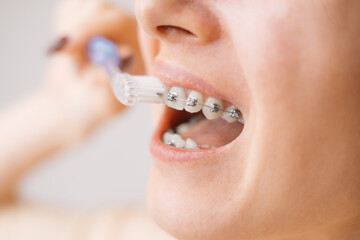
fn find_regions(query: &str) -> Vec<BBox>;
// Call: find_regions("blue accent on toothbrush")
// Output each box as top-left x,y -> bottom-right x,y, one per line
88,36 -> 122,75
87,36 -> 166,106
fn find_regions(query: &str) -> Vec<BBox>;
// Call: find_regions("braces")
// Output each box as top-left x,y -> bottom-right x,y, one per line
87,37 -> 245,125
166,140 -> 176,147
166,91 -> 244,122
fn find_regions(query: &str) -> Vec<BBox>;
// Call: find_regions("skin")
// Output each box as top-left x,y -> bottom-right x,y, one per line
135,0 -> 360,239
1,0 -> 360,239
0,0 -> 144,201
0,1 -> 172,239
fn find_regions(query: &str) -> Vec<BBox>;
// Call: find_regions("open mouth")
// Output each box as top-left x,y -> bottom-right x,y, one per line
149,61 -> 246,163
161,86 -> 244,150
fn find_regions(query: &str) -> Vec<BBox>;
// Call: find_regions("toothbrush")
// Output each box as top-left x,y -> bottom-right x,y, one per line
88,36 -> 166,106
87,37 -> 243,124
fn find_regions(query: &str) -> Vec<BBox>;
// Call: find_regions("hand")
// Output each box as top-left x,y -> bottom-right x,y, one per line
44,0 -> 144,139
0,0 -> 146,201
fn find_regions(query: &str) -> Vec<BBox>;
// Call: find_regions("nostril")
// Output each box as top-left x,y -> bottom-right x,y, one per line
157,25 -> 197,38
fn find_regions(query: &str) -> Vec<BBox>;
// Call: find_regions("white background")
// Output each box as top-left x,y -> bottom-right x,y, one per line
0,0 -> 153,209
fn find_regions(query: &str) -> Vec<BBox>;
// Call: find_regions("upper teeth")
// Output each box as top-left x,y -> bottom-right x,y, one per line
203,97 -> 223,120
165,87 -> 187,110
209,103 -> 220,113
186,97 -> 197,106
165,86 -> 244,123
185,90 -> 203,113
167,92 -> 178,102
222,105 -> 244,123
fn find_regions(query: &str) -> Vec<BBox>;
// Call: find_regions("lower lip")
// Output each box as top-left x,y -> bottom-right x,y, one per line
149,106 -> 232,163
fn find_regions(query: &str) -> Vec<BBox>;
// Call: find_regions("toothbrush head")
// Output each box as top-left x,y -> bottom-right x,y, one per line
88,36 -> 122,69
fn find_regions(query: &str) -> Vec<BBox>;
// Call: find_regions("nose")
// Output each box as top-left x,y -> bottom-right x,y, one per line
135,0 -> 221,45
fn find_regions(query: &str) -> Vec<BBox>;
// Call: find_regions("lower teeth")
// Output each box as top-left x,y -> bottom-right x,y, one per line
162,116 -> 215,150
163,132 -> 207,150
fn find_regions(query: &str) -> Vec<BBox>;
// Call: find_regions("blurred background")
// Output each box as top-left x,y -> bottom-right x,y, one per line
0,0 -> 152,209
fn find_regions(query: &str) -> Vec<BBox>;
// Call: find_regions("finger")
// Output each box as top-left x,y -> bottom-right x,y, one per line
81,64 -> 127,116
46,37 -> 68,55
53,1 -> 137,67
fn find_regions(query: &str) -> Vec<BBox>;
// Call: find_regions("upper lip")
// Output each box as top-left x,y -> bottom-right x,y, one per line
153,60 -> 231,103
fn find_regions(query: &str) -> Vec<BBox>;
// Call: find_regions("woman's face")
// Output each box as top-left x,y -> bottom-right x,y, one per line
135,0 -> 360,239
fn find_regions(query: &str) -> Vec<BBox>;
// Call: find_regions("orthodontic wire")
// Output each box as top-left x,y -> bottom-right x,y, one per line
157,92 -> 233,113
165,93 -> 244,123
87,37 -> 244,123
173,98 -> 232,113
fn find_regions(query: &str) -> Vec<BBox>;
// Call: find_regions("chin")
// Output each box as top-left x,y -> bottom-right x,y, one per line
146,155 -> 257,240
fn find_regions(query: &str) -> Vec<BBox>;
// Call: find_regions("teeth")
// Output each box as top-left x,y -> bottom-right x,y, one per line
175,115 -> 202,135
202,97 -> 223,120
185,91 -> 203,113
188,115 -> 202,125
184,138 -> 198,149
164,86 -> 243,124
162,86 -> 245,150
176,122 -> 191,135
162,129 -> 200,149
222,105 -> 243,123
166,133 -> 186,148
238,114 -> 245,124
162,130 -> 174,143
165,87 -> 187,110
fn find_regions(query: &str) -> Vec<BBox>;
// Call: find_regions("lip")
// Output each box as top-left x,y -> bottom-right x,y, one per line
153,60 -> 232,103
150,105 -> 235,164
149,60 -> 241,163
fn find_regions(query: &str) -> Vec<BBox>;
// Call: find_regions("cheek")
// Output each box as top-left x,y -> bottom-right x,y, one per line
138,28 -> 160,73
229,8 -> 313,162
223,4 -> 313,147
240,16 -> 303,107
231,5 -> 324,180
226,1 -> 360,225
